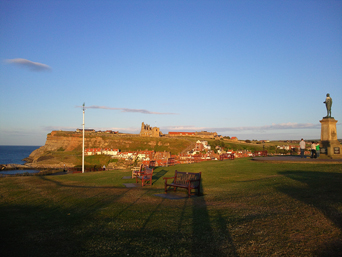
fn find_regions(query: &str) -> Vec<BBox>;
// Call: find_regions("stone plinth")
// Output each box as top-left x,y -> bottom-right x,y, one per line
319,118 -> 342,159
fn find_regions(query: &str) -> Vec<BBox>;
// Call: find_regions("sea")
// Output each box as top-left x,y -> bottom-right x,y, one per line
0,145 -> 41,175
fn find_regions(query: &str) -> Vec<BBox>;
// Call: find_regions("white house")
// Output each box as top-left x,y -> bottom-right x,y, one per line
102,148 -> 120,155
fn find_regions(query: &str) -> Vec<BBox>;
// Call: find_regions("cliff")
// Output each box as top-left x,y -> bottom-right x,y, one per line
24,131 -> 194,168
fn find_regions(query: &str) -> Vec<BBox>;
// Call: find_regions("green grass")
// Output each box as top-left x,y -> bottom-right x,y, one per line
0,159 -> 341,256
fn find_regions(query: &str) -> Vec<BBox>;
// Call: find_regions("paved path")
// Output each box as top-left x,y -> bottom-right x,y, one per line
252,155 -> 342,164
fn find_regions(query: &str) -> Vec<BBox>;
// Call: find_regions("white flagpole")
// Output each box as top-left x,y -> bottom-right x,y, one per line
82,103 -> 85,173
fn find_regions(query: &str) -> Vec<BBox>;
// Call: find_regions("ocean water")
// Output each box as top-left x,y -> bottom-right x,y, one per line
0,169 -> 41,175
0,145 -> 41,165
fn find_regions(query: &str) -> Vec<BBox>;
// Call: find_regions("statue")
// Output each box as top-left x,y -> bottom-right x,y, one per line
323,93 -> 332,118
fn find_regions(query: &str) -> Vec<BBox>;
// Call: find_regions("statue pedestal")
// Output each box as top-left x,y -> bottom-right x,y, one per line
319,118 -> 342,159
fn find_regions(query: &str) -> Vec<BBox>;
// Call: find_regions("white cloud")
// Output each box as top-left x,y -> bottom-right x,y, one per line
76,105 -> 178,115
5,58 -> 51,71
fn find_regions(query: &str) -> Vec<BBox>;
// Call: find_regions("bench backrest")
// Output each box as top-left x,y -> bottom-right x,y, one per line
174,170 -> 201,188
144,167 -> 153,176
132,164 -> 143,172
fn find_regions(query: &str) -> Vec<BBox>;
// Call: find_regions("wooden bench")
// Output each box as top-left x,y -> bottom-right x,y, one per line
163,170 -> 201,197
131,164 -> 143,178
136,167 -> 153,186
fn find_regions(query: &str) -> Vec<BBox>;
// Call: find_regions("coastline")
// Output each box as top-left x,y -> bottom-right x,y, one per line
0,162 -> 72,171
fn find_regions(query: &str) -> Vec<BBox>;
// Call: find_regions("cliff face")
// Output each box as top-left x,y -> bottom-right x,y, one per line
27,131 -> 82,162
26,131 -> 193,167
27,131 -> 117,163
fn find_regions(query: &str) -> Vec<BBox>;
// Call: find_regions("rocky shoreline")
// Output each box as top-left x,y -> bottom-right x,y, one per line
1,162 -> 132,171
0,163 -> 65,171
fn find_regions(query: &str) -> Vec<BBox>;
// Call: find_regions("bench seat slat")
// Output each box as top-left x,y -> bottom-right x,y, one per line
166,182 -> 197,189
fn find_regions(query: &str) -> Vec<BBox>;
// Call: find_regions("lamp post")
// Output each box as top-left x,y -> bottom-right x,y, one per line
82,103 -> 85,173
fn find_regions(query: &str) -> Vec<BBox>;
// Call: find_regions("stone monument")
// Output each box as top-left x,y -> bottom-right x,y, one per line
319,93 -> 342,159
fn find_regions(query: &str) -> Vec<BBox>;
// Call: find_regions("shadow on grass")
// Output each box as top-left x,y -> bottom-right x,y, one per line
278,170 -> 342,256
191,196 -> 237,256
38,175 -> 136,189
0,188 -> 135,257
1,174 -> 239,256
152,169 -> 168,185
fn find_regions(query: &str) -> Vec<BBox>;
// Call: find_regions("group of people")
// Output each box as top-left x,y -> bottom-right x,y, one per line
299,138 -> 320,158
298,94 -> 331,159
310,141 -> 320,158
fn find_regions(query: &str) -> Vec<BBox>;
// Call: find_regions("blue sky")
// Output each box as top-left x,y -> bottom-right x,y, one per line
1,0 -> 341,146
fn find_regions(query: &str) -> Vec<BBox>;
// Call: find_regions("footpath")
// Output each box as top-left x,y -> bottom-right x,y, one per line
252,155 -> 342,164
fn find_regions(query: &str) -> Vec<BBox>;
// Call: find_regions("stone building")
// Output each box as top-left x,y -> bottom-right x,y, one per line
140,122 -> 161,137
168,131 -> 217,138
195,131 -> 218,138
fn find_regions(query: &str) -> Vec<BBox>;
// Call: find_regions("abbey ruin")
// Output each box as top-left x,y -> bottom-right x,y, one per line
139,122 -> 161,137
139,122 -> 218,139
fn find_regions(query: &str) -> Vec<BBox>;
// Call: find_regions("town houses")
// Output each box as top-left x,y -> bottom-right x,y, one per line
83,140 -> 260,167
83,139 -> 312,168
80,122 -> 313,168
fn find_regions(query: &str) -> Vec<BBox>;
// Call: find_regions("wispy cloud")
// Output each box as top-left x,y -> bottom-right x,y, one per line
76,105 -> 178,115
43,126 -> 77,131
217,122 -> 321,132
160,125 -> 206,131
161,122 -> 321,133
43,126 -> 140,134
5,58 -> 51,71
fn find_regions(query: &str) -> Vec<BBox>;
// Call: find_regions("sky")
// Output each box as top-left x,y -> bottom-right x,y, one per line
0,0 -> 341,146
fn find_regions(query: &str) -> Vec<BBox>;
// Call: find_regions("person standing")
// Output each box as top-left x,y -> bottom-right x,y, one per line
311,142 -> 317,158
299,139 -> 306,158
316,143 -> 320,158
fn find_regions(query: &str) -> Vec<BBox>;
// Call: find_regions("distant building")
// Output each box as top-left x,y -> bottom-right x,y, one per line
140,122 -> 161,137
168,132 -> 196,137
76,128 -> 95,133
196,131 -> 218,138
168,131 -> 217,138
84,148 -> 102,155
195,140 -> 211,151
85,148 -> 120,156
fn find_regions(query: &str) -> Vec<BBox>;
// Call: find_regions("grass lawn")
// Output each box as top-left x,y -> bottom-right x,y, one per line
0,158 -> 341,256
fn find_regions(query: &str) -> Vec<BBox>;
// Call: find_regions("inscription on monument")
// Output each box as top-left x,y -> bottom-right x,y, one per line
320,148 -> 327,154
334,147 -> 340,154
